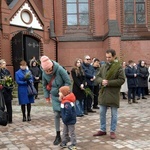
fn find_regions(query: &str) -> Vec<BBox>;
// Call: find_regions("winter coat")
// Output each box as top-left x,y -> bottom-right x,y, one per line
93,66 -> 100,86
95,61 -> 125,108
137,66 -> 149,87
30,66 -> 41,83
120,68 -> 128,92
15,69 -> 34,105
41,61 -> 71,111
125,66 -> 138,88
0,68 -> 13,102
61,93 -> 76,125
82,62 -> 95,86
71,67 -> 86,100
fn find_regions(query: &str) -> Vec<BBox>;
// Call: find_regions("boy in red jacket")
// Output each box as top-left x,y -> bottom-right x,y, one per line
59,86 -> 77,150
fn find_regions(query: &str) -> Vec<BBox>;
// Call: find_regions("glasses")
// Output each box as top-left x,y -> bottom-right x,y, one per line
86,59 -> 91,61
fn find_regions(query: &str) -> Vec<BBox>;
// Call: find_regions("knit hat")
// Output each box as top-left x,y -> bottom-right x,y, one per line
40,56 -> 53,70
59,86 -> 71,96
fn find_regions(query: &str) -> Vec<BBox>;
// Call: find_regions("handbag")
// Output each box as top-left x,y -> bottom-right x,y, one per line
0,110 -> 8,126
0,90 -> 8,126
46,74 -> 56,91
27,83 -> 37,96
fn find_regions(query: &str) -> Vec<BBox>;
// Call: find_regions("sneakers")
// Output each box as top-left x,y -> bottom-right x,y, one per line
60,143 -> 67,149
68,145 -> 77,150
93,131 -> 107,136
110,132 -> 116,139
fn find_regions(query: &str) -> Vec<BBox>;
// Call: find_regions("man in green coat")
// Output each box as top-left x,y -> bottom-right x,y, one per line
93,49 -> 125,139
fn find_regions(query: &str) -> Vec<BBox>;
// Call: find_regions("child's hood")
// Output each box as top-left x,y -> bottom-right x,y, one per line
61,93 -> 76,104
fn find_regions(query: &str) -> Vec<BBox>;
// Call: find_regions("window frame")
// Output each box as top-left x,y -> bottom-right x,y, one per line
65,0 -> 90,29
123,0 -> 147,27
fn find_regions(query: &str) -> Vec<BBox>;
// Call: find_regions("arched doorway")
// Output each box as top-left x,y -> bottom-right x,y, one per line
11,31 -> 41,73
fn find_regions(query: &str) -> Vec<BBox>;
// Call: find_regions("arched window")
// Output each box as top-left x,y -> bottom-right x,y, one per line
66,0 -> 89,26
124,0 -> 146,25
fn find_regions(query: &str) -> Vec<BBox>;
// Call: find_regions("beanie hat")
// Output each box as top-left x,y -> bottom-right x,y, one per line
59,86 -> 71,96
40,56 -> 53,70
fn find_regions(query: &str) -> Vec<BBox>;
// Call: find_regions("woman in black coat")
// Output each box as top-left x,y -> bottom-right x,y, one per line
137,60 -> 149,100
71,58 -> 86,117
0,59 -> 13,123
30,61 -> 41,99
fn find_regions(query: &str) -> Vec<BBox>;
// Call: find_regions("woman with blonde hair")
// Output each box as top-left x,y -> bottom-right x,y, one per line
0,59 -> 13,123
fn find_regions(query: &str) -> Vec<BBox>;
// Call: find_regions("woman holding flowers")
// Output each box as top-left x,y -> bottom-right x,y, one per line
15,60 -> 34,122
0,59 -> 13,123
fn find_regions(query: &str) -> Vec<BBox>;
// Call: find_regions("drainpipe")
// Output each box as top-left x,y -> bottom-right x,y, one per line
49,0 -> 58,62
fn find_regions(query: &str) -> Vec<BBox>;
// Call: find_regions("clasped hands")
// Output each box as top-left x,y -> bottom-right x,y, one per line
102,79 -> 108,86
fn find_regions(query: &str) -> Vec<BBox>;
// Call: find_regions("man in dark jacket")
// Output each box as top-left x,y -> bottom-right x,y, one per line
93,49 -> 125,139
82,55 -> 96,113
125,60 -> 138,104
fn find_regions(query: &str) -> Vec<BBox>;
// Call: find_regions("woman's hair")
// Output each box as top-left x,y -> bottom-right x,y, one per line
0,59 -> 6,65
73,58 -> 85,76
20,60 -> 27,66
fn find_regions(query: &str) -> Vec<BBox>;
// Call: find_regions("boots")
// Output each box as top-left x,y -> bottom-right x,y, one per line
133,99 -> 138,103
53,131 -> 61,145
122,92 -> 127,99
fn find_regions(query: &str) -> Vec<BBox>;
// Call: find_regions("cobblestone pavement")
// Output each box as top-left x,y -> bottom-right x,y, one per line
0,96 -> 150,150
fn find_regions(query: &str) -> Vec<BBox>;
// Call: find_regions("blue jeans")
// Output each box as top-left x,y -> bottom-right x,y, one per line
100,105 -> 118,132
75,100 -> 84,116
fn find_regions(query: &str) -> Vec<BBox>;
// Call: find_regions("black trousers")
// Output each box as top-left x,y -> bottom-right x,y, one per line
34,82 -> 39,97
5,100 -> 12,122
84,85 -> 94,111
128,87 -> 136,100
93,85 -> 100,108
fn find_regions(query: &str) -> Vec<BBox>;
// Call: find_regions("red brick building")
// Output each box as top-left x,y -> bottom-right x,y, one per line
0,0 -> 150,76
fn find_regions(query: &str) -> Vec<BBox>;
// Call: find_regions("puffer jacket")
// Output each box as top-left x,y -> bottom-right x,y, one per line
61,93 -> 76,125
41,61 -> 71,111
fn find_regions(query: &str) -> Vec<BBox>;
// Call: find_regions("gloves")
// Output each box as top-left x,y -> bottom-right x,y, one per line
46,97 -> 50,103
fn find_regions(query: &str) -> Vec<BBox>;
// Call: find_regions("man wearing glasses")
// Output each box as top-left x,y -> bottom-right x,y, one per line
82,55 -> 96,114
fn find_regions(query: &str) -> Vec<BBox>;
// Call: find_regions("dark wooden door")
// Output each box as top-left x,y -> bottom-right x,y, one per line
23,36 -> 40,66
12,31 -> 24,73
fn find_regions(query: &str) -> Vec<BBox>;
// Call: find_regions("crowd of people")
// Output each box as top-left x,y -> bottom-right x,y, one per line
0,50 -> 150,150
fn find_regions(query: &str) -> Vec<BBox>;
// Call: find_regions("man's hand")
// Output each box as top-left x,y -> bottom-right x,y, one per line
102,79 -> 108,86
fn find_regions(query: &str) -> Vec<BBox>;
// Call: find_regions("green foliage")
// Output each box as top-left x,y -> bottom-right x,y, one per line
84,87 -> 94,99
24,72 -> 31,80
100,60 -> 121,94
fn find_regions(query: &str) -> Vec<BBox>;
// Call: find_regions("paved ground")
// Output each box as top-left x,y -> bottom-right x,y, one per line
0,96 -> 150,150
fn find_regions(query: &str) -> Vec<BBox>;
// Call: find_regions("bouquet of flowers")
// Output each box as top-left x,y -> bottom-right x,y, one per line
24,71 -> 31,80
0,76 -> 14,88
